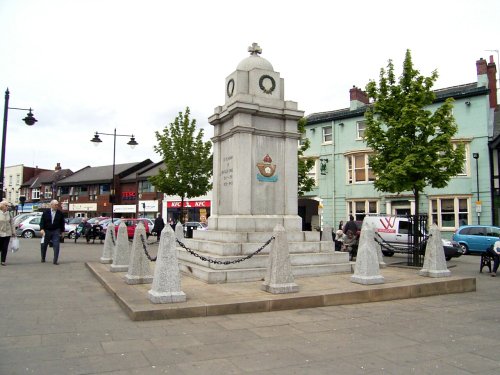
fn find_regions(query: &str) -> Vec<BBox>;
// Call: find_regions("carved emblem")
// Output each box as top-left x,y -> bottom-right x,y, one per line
259,74 -> 276,95
256,154 -> 278,182
227,78 -> 235,97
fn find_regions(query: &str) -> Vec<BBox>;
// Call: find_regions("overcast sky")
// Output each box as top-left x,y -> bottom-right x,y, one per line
1,0 -> 499,173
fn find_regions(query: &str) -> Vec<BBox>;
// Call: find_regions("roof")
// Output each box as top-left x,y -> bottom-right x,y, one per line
307,83 -> 490,125
121,161 -> 165,182
22,169 -> 73,188
57,160 -> 153,186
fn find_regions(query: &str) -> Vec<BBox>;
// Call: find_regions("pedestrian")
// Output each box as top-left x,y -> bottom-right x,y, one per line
488,235 -> 500,277
343,215 -> 357,235
338,220 -> 344,231
0,201 -> 15,266
40,200 -> 66,265
153,213 -> 165,241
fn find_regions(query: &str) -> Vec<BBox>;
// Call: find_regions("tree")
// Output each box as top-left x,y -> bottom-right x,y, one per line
364,50 -> 465,260
297,117 -> 315,196
150,107 -> 213,223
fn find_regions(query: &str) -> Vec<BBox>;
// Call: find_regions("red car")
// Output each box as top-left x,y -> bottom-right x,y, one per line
114,218 -> 151,239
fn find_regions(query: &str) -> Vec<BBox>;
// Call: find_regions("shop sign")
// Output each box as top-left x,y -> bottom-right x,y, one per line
69,203 -> 97,211
122,191 -> 136,201
167,200 -> 211,208
138,200 -> 158,212
113,205 -> 137,213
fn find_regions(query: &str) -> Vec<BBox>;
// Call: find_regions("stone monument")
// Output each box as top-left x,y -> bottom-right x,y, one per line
177,43 -> 351,283
351,221 -> 385,285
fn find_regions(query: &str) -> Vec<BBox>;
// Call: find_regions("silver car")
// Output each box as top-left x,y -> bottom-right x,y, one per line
16,216 -> 42,238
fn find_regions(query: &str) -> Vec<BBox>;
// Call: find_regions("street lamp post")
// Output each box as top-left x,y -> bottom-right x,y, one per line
90,129 -> 138,220
2,89 -> 37,201
473,152 -> 480,225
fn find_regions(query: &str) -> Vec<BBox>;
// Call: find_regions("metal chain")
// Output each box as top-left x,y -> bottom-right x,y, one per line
140,234 -> 157,262
176,236 -> 275,265
110,229 -> 116,246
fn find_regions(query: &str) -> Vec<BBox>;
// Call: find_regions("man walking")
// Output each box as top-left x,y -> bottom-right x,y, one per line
40,200 -> 65,264
153,213 -> 165,242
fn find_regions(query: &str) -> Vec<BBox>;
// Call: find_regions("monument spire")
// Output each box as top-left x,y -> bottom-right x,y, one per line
248,42 -> 262,56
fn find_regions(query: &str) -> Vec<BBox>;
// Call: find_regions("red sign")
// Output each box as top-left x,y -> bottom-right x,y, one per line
167,200 -> 211,208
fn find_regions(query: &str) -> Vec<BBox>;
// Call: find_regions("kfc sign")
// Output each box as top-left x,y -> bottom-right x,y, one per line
167,200 -> 211,208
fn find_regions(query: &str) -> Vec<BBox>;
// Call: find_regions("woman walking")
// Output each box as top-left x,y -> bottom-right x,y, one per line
0,201 -> 15,266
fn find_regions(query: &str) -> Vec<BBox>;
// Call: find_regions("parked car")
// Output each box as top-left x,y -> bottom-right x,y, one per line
114,218 -> 151,239
16,216 -> 42,238
13,212 -> 42,229
182,222 -> 208,237
452,225 -> 500,254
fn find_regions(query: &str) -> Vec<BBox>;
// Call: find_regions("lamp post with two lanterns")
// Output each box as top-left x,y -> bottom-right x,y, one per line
90,129 -> 138,219
1,88 -> 37,201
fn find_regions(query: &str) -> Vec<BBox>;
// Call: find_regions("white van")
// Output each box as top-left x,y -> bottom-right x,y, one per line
362,215 -> 426,256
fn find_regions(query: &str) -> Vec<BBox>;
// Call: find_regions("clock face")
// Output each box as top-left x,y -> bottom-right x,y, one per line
227,79 -> 235,97
259,74 -> 276,94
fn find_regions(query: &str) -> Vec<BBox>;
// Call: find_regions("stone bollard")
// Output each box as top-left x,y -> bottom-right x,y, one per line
321,225 -> 335,252
124,222 -> 153,284
148,225 -> 186,303
419,224 -> 451,278
110,222 -> 130,273
262,224 -> 299,294
99,223 -> 115,264
175,222 -> 184,242
351,221 -> 384,285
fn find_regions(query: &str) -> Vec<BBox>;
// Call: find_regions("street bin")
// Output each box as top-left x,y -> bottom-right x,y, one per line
185,224 -> 197,238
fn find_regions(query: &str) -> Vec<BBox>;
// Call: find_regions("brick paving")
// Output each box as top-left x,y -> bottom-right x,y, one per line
0,237 -> 499,374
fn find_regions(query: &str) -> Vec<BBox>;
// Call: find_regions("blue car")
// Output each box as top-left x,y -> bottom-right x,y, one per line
452,225 -> 500,254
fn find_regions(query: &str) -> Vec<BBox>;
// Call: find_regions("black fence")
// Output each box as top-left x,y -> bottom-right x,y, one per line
407,214 -> 428,267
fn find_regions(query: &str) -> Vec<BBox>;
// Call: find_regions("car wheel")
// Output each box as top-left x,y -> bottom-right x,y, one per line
459,243 -> 469,255
445,256 -> 451,261
22,230 -> 34,239
382,251 -> 394,257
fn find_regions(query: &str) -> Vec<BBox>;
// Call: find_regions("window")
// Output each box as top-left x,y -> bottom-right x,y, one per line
347,200 -> 378,221
322,126 -> 332,143
8,175 -> 12,186
450,142 -> 469,176
32,188 -> 40,200
346,153 -> 375,183
356,121 -> 366,139
139,180 -> 155,193
100,184 -> 111,194
60,186 -> 69,195
430,197 -> 470,229
16,174 -> 20,184
307,160 -> 318,186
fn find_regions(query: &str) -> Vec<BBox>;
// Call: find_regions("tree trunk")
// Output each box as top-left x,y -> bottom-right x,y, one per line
412,188 -> 420,266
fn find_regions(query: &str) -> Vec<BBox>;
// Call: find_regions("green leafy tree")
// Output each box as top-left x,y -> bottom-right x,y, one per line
364,50 -> 465,256
297,117 -> 315,196
150,107 -> 213,223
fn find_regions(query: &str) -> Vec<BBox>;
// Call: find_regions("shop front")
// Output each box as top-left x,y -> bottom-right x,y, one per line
166,200 -> 211,224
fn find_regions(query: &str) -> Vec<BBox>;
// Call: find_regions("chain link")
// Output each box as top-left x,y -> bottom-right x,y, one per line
140,234 -> 157,261
138,234 -> 275,265
176,236 -> 275,265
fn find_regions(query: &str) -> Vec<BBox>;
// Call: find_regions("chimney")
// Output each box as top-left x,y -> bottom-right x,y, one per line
487,55 -> 498,109
349,85 -> 369,110
55,162 -> 61,171
476,58 -> 488,87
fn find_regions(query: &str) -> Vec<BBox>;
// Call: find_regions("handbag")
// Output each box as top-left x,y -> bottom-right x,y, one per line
10,237 -> 20,253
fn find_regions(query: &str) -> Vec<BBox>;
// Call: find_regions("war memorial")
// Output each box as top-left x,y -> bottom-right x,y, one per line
87,44 -> 475,321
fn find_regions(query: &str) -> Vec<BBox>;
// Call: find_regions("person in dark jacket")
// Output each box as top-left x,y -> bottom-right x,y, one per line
40,200 -> 66,264
152,213 -> 165,241
343,215 -> 358,234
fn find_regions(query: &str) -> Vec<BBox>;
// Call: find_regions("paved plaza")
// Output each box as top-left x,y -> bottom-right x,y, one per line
0,238 -> 499,374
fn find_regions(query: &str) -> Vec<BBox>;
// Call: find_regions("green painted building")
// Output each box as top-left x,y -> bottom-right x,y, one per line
300,57 -> 498,239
